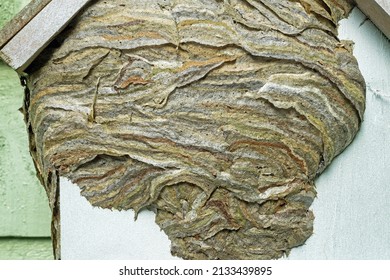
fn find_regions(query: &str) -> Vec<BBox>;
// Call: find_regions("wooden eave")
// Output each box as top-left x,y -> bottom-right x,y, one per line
0,0 -> 52,50
0,0 -> 389,74
0,0 -> 91,73
356,0 -> 390,39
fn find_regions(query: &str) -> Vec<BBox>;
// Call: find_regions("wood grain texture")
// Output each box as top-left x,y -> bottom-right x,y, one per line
0,0 -> 92,72
25,0 -> 365,260
356,0 -> 390,39
0,0 -> 52,49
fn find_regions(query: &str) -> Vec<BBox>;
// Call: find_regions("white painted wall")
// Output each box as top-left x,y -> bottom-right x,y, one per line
288,8 -> 390,260
61,178 -> 177,260
60,8 -> 390,260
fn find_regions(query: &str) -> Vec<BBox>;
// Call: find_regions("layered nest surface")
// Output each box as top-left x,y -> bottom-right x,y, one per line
24,0 -> 365,259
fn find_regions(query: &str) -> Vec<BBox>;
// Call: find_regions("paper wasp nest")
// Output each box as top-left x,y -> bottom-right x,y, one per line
25,0 -> 365,259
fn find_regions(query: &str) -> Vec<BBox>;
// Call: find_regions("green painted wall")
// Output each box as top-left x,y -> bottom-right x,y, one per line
0,238 -> 52,260
0,0 -> 51,237
0,0 -> 22,27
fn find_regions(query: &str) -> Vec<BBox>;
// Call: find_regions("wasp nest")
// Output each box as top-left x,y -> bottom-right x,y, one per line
25,0 -> 365,259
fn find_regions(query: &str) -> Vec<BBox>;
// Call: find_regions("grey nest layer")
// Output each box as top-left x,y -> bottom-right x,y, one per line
25,0 -> 365,259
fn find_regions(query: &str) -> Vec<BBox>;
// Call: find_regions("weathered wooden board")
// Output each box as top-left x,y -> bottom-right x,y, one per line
356,0 -> 390,39
0,0 -> 91,73
0,0 -> 52,49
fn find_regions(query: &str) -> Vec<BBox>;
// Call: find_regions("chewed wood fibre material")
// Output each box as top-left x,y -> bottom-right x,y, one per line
25,0 -> 365,259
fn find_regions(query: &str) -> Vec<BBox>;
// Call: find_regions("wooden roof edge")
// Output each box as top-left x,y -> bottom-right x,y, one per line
355,0 -> 390,39
0,0 -> 92,74
0,0 -> 52,49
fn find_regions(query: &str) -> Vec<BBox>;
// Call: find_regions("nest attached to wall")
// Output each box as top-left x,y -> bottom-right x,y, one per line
24,0 -> 365,259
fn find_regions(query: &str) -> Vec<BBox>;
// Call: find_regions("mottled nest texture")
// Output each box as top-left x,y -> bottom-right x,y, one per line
24,0 -> 365,260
